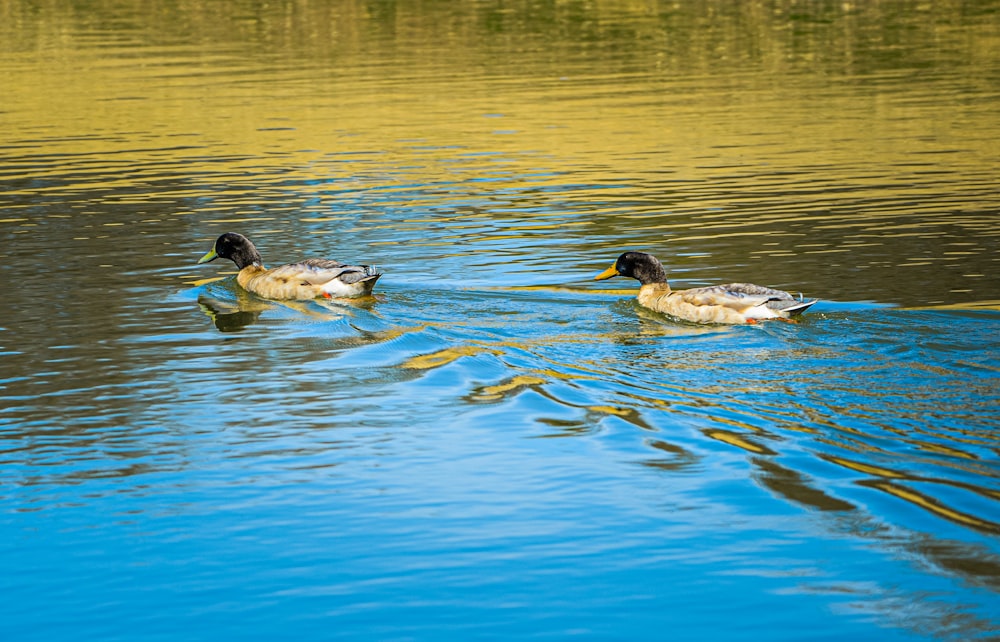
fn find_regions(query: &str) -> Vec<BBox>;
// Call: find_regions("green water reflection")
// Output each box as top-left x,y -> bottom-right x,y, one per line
2,1 -> 998,306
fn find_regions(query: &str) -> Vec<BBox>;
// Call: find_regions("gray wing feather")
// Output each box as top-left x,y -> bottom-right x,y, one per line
690,283 -> 818,315
269,260 -> 381,286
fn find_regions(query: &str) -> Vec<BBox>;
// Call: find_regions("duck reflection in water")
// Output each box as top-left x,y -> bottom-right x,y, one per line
197,283 -> 379,332
197,290 -> 268,332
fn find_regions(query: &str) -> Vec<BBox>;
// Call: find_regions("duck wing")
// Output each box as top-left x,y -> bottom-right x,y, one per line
677,284 -> 777,311
272,259 -> 381,286
717,283 -> 818,316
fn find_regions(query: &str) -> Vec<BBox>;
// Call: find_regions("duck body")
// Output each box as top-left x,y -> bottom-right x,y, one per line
596,251 -> 817,325
199,232 -> 381,300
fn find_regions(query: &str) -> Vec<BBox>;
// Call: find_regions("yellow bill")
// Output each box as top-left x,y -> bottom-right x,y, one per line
198,248 -> 218,264
594,264 -> 619,281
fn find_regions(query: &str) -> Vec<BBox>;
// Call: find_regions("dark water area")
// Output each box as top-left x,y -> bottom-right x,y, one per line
1,1 -> 999,640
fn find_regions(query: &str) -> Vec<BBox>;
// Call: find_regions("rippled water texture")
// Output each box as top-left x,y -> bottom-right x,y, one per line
1,1 -> 999,640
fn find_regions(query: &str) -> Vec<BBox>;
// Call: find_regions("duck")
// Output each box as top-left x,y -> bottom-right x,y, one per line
594,251 -> 817,324
197,232 -> 381,300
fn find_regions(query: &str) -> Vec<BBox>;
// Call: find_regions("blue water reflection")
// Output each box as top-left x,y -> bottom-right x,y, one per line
5,275 -> 998,638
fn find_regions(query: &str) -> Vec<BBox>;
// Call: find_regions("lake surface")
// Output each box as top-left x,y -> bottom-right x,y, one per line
2,1 -> 999,639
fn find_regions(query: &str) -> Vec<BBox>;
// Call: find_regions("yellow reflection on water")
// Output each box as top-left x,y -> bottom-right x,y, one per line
823,455 -> 907,479
909,301 -> 1000,311
864,480 -> 1000,535
703,429 -> 775,455
469,374 -> 548,402
401,345 -> 502,370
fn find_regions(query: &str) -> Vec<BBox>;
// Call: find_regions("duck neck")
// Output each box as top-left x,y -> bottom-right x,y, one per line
634,261 -> 668,286
231,247 -> 264,270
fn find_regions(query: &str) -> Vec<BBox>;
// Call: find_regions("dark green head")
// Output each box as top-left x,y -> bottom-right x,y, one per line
594,251 -> 668,285
198,232 -> 263,270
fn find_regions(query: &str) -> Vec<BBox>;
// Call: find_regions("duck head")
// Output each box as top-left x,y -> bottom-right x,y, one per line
594,251 -> 668,286
198,232 -> 264,270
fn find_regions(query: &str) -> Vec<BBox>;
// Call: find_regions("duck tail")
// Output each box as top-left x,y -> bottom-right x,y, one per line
784,299 -> 819,316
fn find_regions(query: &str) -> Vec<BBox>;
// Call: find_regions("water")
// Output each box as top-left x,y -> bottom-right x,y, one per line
1,1 -> 999,640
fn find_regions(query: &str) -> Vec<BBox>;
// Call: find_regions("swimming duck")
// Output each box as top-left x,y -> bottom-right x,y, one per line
198,232 -> 381,300
595,251 -> 817,324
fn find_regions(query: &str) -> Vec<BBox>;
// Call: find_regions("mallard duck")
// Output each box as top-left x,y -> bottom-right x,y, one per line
595,251 -> 817,324
197,232 -> 381,300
